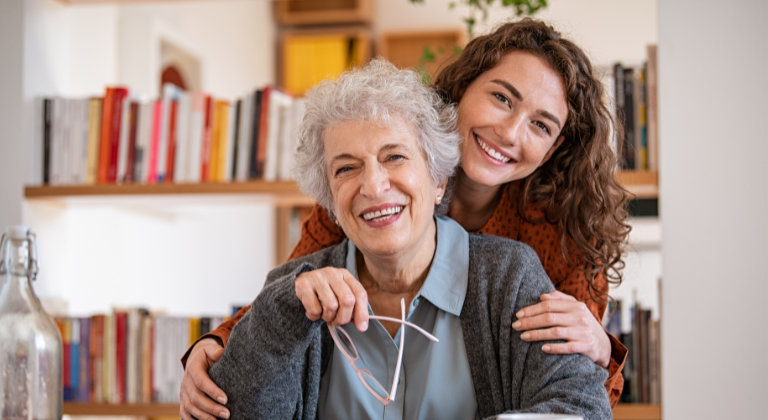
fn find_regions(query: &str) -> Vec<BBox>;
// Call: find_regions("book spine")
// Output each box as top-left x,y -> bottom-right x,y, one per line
256,87 -> 272,179
78,317 -> 91,402
90,314 -> 104,403
166,100 -> 179,183
115,312 -> 127,403
125,102 -> 139,183
622,68 -> 636,170
148,100 -> 163,184
646,45 -> 659,171
231,99 -> 242,181
63,318 -> 72,400
201,96 -> 213,182
97,88 -> 114,184
86,98 -> 103,185
43,98 -> 52,184
108,88 -> 128,183
248,90 -> 262,179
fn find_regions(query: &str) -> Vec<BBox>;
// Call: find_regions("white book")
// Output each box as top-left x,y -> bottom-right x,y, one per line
67,99 -> 81,184
223,102 -> 236,182
264,90 -> 292,181
188,93 -> 206,183
72,98 -> 87,185
174,92 -> 192,183
235,92 -> 253,182
152,316 -> 163,401
158,84 -> 179,183
279,98 -> 304,180
116,94 -> 131,184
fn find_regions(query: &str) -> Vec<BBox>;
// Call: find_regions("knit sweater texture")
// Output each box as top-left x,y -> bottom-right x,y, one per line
208,234 -> 612,420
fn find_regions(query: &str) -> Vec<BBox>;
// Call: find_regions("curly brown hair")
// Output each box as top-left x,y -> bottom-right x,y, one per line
433,18 -> 631,303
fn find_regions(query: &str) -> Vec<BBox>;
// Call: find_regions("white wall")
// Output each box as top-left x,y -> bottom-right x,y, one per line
659,0 -> 768,418
376,0 -> 657,67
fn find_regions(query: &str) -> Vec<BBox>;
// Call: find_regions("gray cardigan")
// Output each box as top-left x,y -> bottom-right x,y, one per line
208,234 -> 612,420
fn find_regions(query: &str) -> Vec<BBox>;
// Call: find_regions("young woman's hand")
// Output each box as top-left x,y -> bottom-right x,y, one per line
295,267 -> 370,331
179,338 -> 229,420
512,290 -> 611,368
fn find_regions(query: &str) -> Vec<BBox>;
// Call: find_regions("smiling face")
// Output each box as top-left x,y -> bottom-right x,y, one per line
324,119 -> 444,261
456,50 -> 569,188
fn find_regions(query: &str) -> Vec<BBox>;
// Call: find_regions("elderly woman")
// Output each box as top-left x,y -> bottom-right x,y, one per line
206,59 -> 611,419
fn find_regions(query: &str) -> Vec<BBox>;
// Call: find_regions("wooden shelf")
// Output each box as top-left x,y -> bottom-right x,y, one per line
275,0 -> 372,26
24,181 -> 305,199
618,170 -> 659,199
61,402 -> 659,418
613,403 -> 662,420
63,402 -> 179,416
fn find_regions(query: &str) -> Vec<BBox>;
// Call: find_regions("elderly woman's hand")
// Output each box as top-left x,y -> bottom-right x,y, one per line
512,290 -> 612,369
179,338 -> 229,420
295,267 -> 371,331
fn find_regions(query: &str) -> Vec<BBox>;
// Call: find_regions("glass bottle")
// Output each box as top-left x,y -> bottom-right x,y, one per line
0,226 -> 62,420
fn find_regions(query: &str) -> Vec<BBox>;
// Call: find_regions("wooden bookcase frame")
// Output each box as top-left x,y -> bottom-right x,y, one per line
274,0 -> 372,26
378,28 -> 467,78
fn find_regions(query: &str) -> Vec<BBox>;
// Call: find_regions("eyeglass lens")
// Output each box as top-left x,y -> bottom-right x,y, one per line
334,326 -> 358,358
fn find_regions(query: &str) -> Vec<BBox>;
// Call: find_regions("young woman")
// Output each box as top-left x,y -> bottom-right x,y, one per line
180,18 -> 630,420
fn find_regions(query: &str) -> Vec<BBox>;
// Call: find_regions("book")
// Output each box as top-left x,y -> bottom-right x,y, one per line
223,101 -> 236,182
78,317 -> 91,402
646,45 -> 659,171
256,86 -> 272,179
125,101 -> 140,183
166,100 -> 179,183
188,92 -> 207,183
231,99 -> 243,181
148,100 -> 163,184
108,88 -> 130,183
86,98 -> 102,185
116,93 -> 132,184
42,98 -> 52,184
248,90 -> 263,179
200,95 -> 213,182
235,93 -> 253,182
264,89 -> 292,181
90,314 -> 104,403
97,88 -> 115,184
173,92 -> 193,183
158,84 -> 180,183
115,311 -> 127,403
622,67 -> 636,170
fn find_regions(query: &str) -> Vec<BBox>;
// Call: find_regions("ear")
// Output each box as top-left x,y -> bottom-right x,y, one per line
435,179 -> 448,204
539,135 -> 565,167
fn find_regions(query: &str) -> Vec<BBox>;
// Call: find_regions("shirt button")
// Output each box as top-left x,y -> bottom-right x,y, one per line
413,297 -> 420,307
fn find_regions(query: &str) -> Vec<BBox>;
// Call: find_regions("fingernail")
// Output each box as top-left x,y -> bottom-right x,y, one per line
217,396 -> 227,404
360,321 -> 368,331
220,410 -> 230,419
542,345 -> 551,352
512,321 -> 521,329
521,332 -> 530,340
516,310 -> 524,318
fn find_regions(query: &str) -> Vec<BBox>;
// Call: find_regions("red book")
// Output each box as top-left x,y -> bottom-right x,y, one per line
90,314 -> 104,403
166,100 -> 178,183
148,100 -> 163,184
107,88 -> 129,183
62,318 -> 71,400
115,312 -> 127,403
97,88 -> 115,184
125,102 -> 139,183
256,87 -> 272,179
200,95 -> 213,182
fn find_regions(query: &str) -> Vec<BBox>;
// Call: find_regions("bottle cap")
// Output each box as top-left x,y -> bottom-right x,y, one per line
5,225 -> 30,240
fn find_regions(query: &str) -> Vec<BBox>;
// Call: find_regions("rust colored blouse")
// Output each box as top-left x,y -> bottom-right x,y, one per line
184,180 -> 627,407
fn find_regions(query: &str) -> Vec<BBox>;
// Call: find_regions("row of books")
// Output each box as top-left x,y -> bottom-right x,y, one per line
604,300 -> 661,404
39,84 -> 306,186
56,309 -> 226,404
604,44 -> 659,172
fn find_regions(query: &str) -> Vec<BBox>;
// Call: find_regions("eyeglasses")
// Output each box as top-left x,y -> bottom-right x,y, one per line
327,298 -> 439,406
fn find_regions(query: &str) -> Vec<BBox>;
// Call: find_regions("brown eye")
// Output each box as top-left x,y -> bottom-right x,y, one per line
533,121 -> 551,135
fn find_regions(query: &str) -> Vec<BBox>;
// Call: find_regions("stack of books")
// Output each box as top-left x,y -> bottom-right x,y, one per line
38,84 -> 306,186
56,309 -> 227,404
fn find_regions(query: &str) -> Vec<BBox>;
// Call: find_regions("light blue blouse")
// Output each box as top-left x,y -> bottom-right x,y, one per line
317,216 -> 478,419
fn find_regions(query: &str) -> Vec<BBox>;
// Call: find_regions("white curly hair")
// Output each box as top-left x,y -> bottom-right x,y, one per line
294,58 -> 462,213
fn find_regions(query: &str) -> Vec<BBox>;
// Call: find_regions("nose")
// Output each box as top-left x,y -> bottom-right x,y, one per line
496,111 -> 526,146
359,163 -> 390,198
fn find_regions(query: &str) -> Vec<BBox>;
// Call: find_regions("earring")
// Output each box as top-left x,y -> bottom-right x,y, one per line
436,195 -> 443,204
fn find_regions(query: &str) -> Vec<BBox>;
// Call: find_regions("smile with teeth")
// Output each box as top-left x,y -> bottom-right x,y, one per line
362,206 -> 403,222
475,134 -> 512,163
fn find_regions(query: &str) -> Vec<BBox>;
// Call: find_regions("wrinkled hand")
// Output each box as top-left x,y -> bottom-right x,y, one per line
295,267 -> 370,331
179,338 -> 229,420
512,290 -> 611,368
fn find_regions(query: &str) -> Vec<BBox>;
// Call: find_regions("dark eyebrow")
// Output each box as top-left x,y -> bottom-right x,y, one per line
490,79 -> 523,101
538,110 -> 562,131
491,79 -> 562,131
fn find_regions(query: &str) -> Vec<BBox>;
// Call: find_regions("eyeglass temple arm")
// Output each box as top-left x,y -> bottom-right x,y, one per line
368,315 -> 440,343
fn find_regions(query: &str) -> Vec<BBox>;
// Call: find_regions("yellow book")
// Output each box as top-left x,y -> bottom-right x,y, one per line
217,101 -> 230,181
284,35 -> 349,96
189,317 -> 200,346
208,102 -> 221,181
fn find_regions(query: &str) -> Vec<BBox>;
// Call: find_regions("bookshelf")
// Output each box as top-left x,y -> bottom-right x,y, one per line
379,28 -> 467,79
60,402 -> 661,419
618,170 -> 659,199
275,0 -> 372,26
